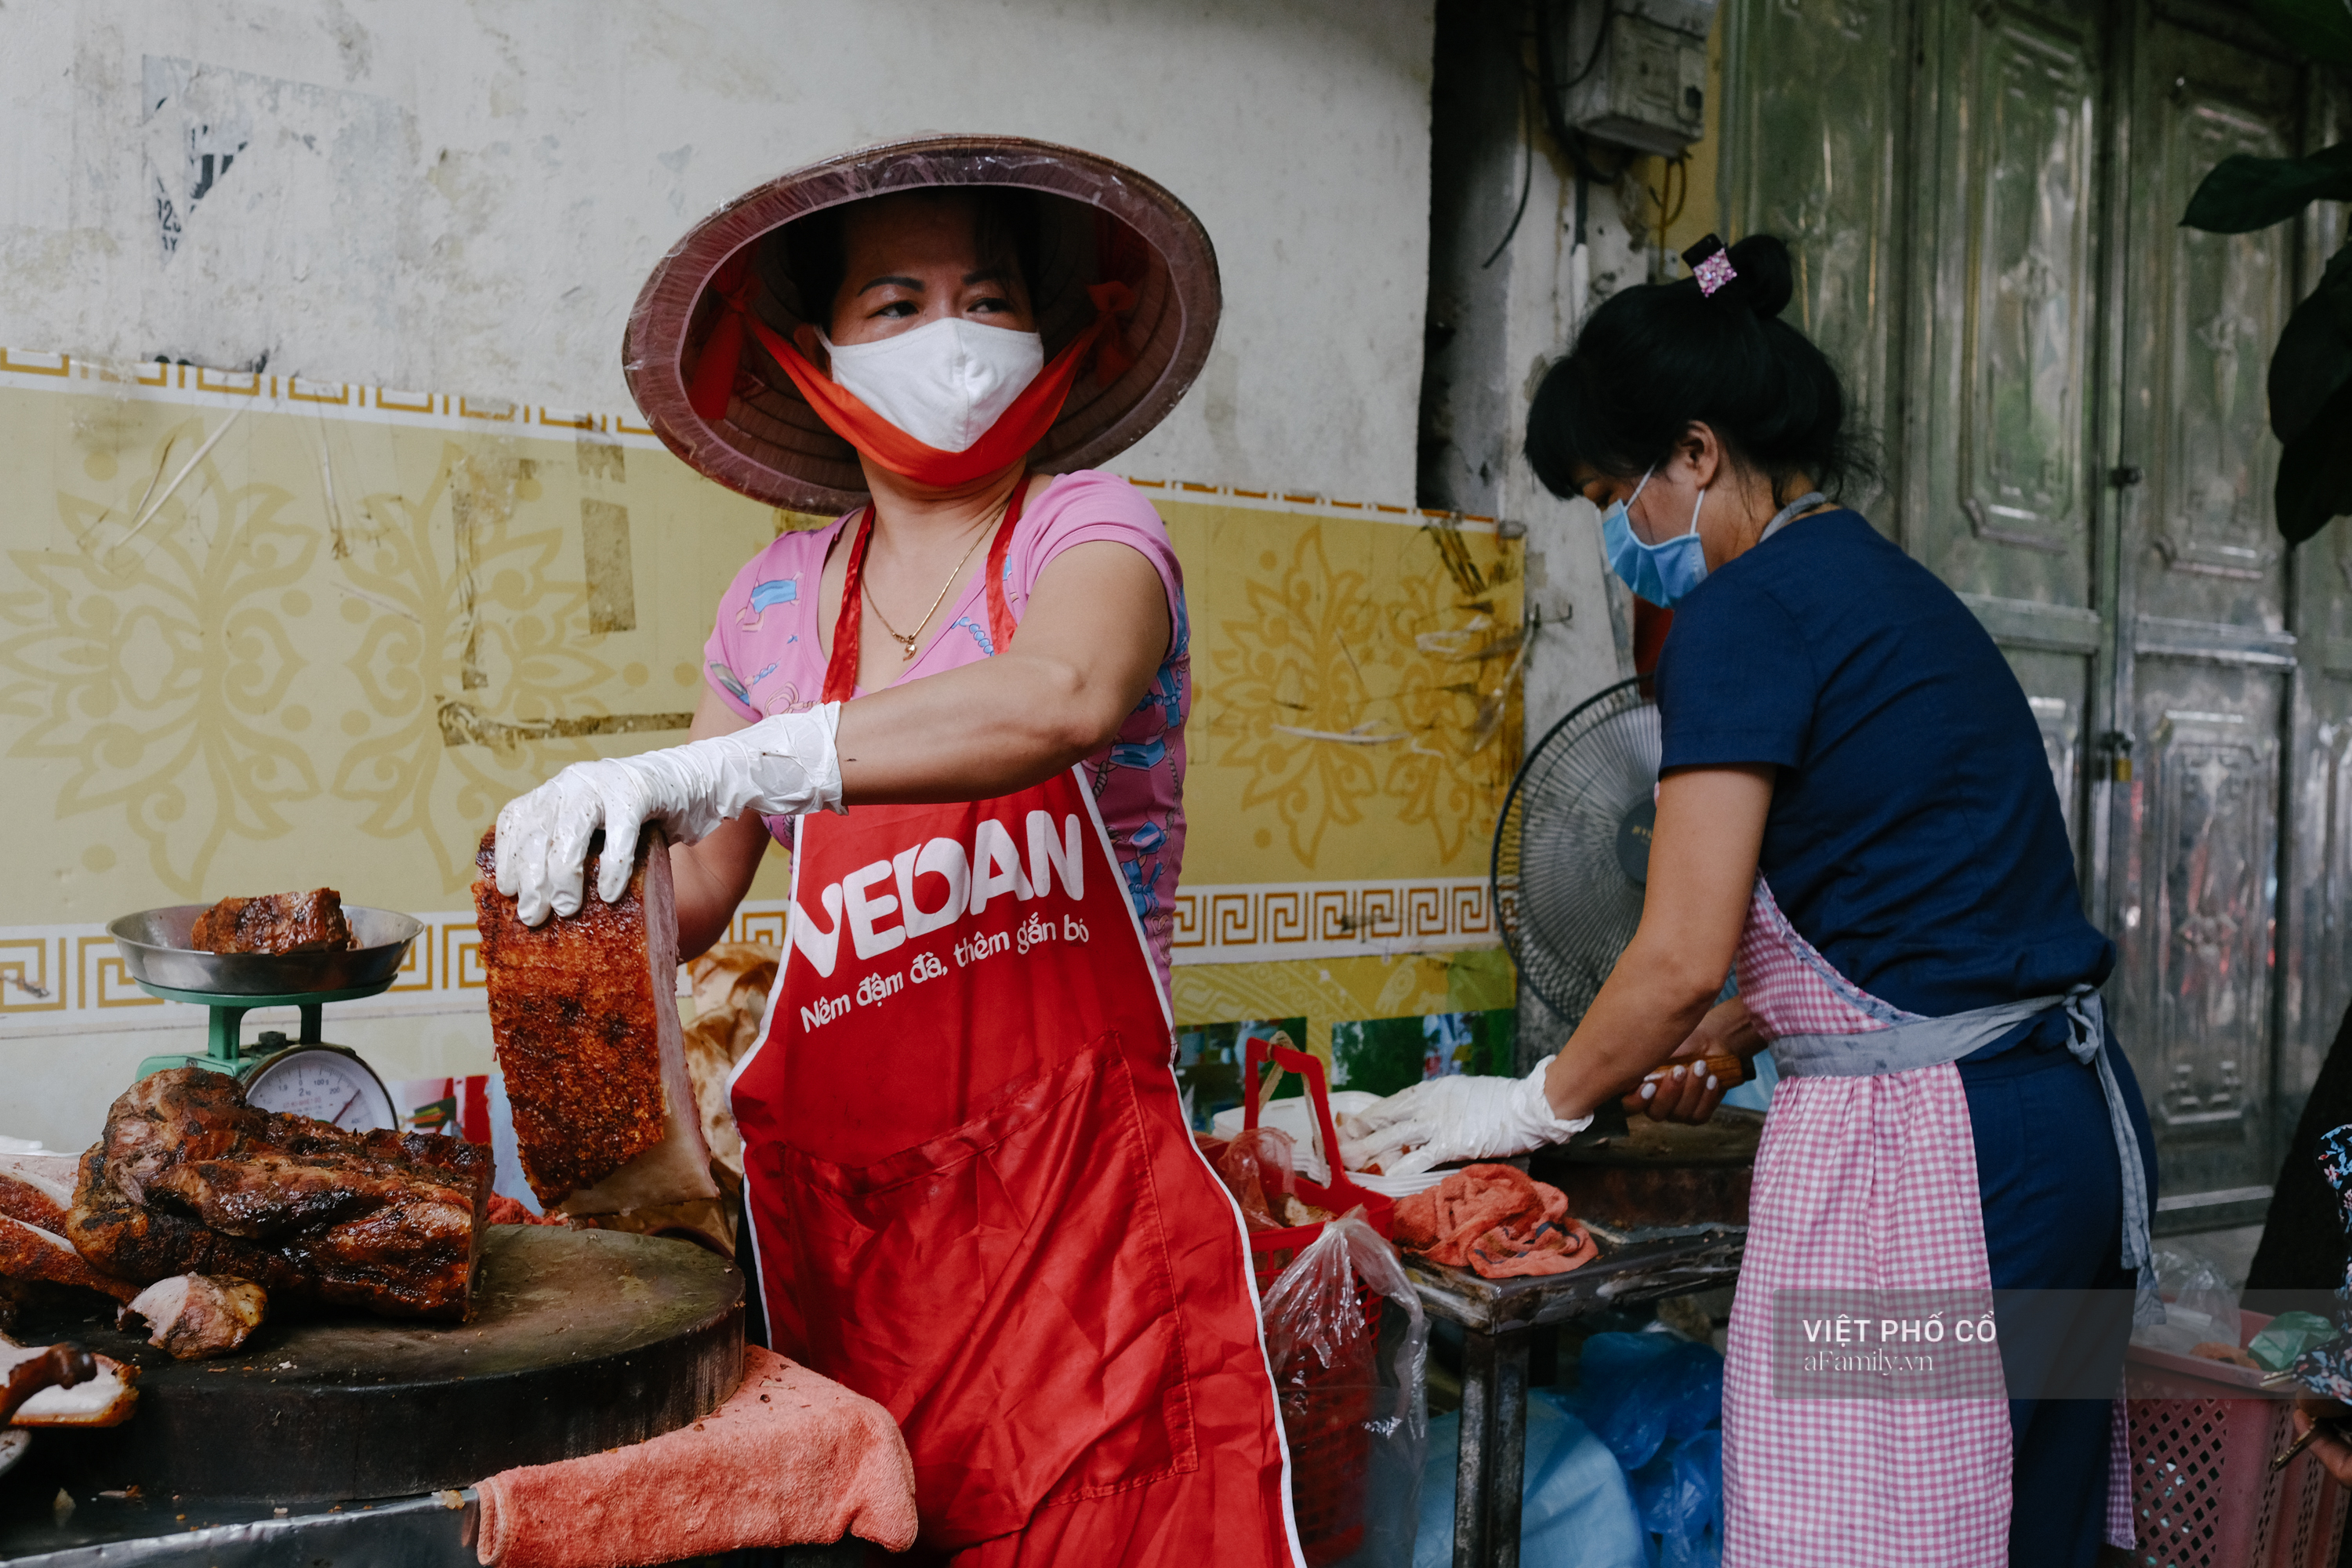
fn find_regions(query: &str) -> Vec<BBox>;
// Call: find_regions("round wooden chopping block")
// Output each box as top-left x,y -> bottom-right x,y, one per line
26,1225 -> 743,1503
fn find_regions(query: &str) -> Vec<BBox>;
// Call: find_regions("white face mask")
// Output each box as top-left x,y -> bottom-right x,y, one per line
818,318 -> 1046,453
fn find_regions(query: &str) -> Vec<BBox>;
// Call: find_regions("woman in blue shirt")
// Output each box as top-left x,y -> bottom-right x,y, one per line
1341,235 -> 2156,1568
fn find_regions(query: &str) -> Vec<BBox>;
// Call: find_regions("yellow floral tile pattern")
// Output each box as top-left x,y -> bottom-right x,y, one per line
0,359 -> 1524,1025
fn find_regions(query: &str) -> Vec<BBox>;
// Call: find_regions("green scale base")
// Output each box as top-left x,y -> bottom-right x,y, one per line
131,978 -> 394,1080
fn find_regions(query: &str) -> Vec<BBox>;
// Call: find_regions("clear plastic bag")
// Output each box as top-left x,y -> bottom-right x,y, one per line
2136,1247 -> 2242,1354
1262,1207 -> 1431,1568
1219,1125 -> 1300,1232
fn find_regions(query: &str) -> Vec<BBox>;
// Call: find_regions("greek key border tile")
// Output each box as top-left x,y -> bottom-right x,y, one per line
1167,878 -> 1496,965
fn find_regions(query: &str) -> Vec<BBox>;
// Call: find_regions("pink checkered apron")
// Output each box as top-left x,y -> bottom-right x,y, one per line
1720,877 -> 2137,1566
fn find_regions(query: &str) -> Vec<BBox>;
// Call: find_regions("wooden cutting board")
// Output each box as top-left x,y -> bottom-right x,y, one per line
20,1225 -> 743,1503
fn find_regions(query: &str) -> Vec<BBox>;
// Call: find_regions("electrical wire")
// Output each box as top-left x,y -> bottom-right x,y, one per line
1481,68 -> 1537,269
1552,0 -> 1612,90
1530,0 -> 1635,187
1646,154 -> 1689,263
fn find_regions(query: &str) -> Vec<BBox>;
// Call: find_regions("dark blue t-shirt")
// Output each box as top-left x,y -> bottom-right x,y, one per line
1654,510 -> 2113,1016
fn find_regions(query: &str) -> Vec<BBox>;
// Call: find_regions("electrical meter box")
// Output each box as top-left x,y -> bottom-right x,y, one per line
1548,0 -> 1716,158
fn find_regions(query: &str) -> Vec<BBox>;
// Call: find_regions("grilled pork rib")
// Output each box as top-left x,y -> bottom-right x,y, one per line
66,1068 -> 488,1320
472,826 -> 717,1216
190,888 -> 355,954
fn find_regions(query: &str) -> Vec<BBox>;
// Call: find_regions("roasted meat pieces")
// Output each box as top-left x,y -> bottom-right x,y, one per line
190,888 -> 355,954
67,1067 -> 489,1320
0,1216 -> 135,1306
119,1274 -> 267,1360
4,1335 -> 138,1428
0,1156 -> 77,1236
2,1339 -> 95,1424
473,826 -> 717,1217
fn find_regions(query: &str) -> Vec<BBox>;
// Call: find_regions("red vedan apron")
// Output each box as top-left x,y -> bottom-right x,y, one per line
729,482 -> 1302,1566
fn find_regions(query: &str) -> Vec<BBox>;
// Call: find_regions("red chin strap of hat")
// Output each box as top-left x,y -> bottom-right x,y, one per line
688,257 -> 1137,489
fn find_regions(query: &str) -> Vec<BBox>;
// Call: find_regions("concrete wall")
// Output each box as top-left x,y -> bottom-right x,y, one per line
0,0 -> 1436,504
1414,3 -> 1730,1066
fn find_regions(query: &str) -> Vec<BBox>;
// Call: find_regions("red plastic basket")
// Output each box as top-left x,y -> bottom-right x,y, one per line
1227,1034 -> 1396,1298
2125,1308 -> 2349,1568
1223,1036 -> 1398,1567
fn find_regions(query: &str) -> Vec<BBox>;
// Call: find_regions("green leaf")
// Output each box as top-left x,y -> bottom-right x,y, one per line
2255,0 -> 2352,65
2183,143 -> 2352,233
2269,245 -> 2352,441
2274,379 -> 2352,544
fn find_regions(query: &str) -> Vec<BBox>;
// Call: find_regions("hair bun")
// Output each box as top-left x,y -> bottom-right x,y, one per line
1721,234 -> 1794,320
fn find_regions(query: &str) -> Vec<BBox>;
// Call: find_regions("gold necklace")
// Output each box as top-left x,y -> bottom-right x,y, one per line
866,492 -> 1010,660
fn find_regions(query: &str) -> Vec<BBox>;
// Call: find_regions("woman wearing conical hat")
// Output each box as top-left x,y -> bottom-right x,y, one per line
492,138 -> 1303,1566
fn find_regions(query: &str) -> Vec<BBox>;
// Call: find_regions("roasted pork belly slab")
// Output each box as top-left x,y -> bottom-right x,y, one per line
191,888 -> 355,954
472,826 -> 717,1217
66,1068 -> 489,1320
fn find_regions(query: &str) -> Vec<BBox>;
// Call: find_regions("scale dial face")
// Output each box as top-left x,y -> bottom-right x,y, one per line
241,1046 -> 397,1131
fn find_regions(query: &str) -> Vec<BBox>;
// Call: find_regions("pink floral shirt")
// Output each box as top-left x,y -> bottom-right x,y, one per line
704,470 -> 1190,984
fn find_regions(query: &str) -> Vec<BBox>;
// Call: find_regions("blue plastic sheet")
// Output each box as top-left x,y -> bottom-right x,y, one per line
1414,1390 -> 1646,1568
1628,1428 -> 1724,1568
1411,1329 -> 1727,1566
1566,1331 -> 1726,1566
1567,1333 -> 1723,1474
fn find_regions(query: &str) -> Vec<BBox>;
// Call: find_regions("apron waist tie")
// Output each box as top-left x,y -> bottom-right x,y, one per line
1769,987 -> 2159,1327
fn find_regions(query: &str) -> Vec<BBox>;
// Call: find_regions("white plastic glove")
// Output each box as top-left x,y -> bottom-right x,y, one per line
1336,1054 -> 1592,1178
494,705 -> 844,925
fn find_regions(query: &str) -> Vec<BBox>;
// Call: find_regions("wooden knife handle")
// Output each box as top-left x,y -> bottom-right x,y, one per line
1640,1052 -> 1747,1091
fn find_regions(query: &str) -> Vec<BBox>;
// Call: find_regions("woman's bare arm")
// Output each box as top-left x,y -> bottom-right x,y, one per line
666,538 -> 1172,956
670,688 -> 767,960
1541,764 -> 1773,1119
832,539 -> 1171,802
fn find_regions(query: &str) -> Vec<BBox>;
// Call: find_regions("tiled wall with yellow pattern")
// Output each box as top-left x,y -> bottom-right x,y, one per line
0,351 -> 1523,1146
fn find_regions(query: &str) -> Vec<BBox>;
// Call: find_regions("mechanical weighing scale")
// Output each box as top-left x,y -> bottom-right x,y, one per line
106,905 -> 425,1131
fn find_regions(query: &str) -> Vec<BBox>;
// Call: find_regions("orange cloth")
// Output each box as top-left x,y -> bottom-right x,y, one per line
473,1346 -> 918,1567
1392,1163 -> 1599,1279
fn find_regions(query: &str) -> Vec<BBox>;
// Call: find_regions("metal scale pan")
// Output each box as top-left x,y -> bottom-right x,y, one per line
107,906 -> 423,997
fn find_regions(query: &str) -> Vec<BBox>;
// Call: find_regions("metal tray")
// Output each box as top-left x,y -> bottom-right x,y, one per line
107,906 -> 423,998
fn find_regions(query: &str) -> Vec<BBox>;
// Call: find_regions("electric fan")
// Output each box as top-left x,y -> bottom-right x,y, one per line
1493,676 -> 1660,1025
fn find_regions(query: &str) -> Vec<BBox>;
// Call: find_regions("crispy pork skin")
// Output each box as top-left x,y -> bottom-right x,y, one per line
190,888 -> 355,954
0,1216 -> 135,1305
119,1275 -> 267,1360
0,1163 -> 72,1234
66,1068 -> 489,1320
473,826 -> 717,1216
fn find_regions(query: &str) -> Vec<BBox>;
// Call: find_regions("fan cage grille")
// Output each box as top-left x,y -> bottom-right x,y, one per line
1492,677 -> 1661,1028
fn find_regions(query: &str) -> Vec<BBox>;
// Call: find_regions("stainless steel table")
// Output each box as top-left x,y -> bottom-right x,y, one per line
1406,1220 -> 1746,1568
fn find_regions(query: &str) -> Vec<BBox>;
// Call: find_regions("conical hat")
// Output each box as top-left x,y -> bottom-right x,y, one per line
623,134 -> 1221,514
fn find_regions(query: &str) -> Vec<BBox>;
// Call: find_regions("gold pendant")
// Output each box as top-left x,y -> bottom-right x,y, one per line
894,633 -> 918,659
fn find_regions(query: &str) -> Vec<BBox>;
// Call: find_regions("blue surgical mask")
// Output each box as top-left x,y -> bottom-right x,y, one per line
1599,468 -> 1709,607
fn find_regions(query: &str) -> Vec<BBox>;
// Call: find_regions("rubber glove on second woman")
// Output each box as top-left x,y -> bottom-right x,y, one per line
1338,1057 -> 1593,1178
494,706 -> 845,926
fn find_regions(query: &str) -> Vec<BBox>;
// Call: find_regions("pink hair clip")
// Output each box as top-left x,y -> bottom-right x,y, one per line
1683,234 -> 1735,297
